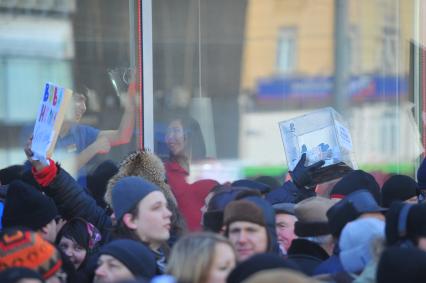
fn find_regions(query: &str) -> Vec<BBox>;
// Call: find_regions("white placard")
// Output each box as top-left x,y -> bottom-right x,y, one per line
31,83 -> 72,164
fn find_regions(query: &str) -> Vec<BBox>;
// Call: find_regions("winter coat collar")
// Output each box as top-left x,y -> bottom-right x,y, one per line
287,238 -> 330,261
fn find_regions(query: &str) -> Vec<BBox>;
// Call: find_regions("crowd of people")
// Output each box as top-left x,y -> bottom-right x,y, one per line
1,111 -> 426,283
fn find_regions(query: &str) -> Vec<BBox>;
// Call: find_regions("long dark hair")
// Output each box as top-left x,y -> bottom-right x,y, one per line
167,114 -> 206,162
56,218 -> 90,250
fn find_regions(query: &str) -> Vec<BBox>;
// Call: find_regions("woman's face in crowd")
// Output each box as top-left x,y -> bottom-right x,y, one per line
133,191 -> 172,249
165,120 -> 186,157
58,236 -> 87,269
206,243 -> 236,283
94,254 -> 134,283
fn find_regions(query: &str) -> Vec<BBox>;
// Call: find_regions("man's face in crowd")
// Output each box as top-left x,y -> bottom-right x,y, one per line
227,221 -> 268,262
275,213 -> 297,252
40,219 -> 57,243
73,94 -> 87,122
129,191 -> 172,248
93,254 -> 134,283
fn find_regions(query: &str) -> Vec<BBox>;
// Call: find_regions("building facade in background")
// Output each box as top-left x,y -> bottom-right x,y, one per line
239,0 -> 423,172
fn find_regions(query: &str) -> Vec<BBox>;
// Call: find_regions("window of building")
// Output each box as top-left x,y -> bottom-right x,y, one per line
276,27 -> 297,74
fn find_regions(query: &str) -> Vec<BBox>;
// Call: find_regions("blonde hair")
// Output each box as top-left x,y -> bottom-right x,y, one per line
245,269 -> 321,283
166,232 -> 236,283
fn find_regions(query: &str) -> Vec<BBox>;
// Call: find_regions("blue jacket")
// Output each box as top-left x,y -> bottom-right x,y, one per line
313,245 -> 345,275
266,181 -> 316,204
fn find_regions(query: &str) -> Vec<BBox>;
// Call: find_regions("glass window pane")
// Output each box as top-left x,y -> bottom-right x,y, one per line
0,1 -> 138,188
151,0 -> 423,191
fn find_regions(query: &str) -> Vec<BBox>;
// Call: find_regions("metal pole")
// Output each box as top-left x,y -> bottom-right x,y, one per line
129,0 -> 136,68
333,0 -> 349,114
142,0 -> 154,150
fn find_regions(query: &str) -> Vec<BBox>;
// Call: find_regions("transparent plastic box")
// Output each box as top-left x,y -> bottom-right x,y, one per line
279,107 -> 357,185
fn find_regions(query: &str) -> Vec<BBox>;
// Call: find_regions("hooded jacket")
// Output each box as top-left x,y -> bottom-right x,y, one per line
235,192 -> 280,255
105,150 -> 186,239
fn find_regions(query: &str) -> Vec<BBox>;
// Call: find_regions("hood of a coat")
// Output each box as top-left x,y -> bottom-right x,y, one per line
236,195 -> 280,255
105,150 -> 177,207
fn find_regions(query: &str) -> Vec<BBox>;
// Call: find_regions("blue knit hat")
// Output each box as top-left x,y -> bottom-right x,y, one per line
111,176 -> 159,221
231,179 -> 271,194
100,239 -> 156,280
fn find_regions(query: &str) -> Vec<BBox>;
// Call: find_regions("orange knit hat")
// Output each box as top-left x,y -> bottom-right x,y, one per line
0,229 -> 62,279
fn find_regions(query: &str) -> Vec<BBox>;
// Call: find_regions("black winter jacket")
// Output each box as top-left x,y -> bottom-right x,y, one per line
287,238 -> 330,276
42,166 -> 113,243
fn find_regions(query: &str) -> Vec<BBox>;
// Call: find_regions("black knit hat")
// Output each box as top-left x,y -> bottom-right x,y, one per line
385,202 -> 426,246
381,175 -> 419,208
0,165 -> 24,185
417,157 -> 426,190
1,180 -> 58,230
330,170 -> 381,204
226,253 -> 300,283
377,247 -> 426,283
100,239 -> 156,280
0,267 -> 44,283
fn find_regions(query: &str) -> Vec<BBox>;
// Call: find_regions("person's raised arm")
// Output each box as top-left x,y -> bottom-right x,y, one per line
98,83 -> 136,146
24,137 -> 112,240
266,153 -> 324,204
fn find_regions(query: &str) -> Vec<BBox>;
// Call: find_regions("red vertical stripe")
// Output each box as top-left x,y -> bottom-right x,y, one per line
137,0 -> 144,150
